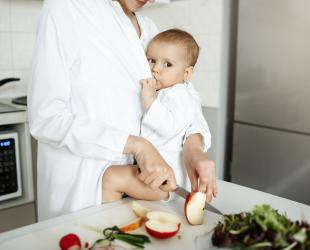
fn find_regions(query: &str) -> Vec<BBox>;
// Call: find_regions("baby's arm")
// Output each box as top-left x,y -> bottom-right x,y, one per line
183,83 -> 211,152
101,165 -> 168,203
141,84 -> 194,138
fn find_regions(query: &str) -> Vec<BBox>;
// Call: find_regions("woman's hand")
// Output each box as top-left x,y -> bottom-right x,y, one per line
183,133 -> 218,202
124,135 -> 177,192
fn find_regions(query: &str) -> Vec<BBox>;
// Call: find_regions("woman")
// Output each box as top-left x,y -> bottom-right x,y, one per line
28,0 -> 217,221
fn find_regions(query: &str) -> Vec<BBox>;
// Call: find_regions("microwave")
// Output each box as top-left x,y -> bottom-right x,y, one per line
0,130 -> 22,202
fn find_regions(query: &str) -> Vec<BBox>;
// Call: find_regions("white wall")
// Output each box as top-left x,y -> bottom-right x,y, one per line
141,0 -> 223,108
0,0 -> 42,99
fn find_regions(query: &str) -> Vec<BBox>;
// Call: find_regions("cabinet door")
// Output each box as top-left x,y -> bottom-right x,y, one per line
231,123 -> 310,205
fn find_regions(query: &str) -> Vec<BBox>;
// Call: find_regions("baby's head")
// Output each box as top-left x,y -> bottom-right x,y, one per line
146,28 -> 199,90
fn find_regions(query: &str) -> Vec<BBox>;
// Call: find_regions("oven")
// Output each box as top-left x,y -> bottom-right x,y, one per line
0,130 -> 22,202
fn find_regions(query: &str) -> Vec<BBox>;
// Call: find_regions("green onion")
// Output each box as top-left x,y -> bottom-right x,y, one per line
89,225 -> 152,249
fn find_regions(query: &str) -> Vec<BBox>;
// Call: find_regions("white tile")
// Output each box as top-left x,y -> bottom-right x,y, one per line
0,33 -> 12,69
161,1 -> 190,30
11,0 -> 42,32
141,5 -> 174,31
0,70 -> 15,82
141,1 -> 190,31
194,34 -> 221,72
188,0 -> 222,34
191,70 -> 220,108
0,0 -> 10,32
12,33 -> 36,69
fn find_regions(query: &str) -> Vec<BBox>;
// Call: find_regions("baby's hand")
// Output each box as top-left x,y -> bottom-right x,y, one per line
140,78 -> 157,111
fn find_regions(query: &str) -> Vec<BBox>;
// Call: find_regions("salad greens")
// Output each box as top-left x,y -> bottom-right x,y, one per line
212,204 -> 310,250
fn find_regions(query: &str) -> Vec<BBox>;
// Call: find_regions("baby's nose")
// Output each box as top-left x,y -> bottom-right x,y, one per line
151,63 -> 160,72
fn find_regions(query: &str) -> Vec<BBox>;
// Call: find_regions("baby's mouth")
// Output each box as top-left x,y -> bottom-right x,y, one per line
152,74 -> 159,81
152,74 -> 161,88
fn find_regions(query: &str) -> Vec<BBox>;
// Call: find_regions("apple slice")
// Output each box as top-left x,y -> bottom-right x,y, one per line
184,192 -> 207,225
119,217 -> 143,232
132,201 -> 150,219
145,211 -> 181,239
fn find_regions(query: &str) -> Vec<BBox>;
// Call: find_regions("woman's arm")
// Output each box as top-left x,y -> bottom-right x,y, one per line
124,135 -> 177,192
183,133 -> 218,202
180,83 -> 217,201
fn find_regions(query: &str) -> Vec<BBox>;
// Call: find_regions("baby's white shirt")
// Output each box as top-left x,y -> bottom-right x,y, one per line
140,82 -> 205,188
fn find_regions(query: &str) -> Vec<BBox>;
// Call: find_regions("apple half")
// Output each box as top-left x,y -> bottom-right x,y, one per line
132,201 -> 150,220
145,211 -> 181,239
184,192 -> 207,225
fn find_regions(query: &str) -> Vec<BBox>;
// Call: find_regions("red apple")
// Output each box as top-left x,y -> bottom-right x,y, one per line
59,233 -> 81,250
145,211 -> 181,239
184,192 -> 206,225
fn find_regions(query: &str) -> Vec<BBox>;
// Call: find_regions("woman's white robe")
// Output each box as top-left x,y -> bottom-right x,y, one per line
28,0 -> 211,220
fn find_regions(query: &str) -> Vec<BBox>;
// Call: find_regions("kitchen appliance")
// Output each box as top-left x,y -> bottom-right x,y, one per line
174,186 -> 223,215
230,0 -> 310,205
0,77 -> 27,107
11,96 -> 27,106
0,129 -> 22,202
0,103 -> 24,113
0,78 -> 20,87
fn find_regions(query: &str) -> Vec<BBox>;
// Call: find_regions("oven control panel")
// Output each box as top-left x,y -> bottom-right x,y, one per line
0,131 -> 22,202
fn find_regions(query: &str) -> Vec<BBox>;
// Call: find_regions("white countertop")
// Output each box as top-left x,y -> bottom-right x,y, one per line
0,180 -> 309,249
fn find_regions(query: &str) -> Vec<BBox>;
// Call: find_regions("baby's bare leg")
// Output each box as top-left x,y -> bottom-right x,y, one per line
102,165 -> 168,203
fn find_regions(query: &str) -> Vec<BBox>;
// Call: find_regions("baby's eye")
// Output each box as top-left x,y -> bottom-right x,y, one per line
148,58 -> 156,64
164,62 -> 173,68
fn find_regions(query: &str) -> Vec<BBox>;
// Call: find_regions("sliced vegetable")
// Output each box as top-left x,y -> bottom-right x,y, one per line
119,217 -> 143,232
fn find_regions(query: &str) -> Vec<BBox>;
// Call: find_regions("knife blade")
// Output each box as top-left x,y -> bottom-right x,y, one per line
174,186 -> 223,215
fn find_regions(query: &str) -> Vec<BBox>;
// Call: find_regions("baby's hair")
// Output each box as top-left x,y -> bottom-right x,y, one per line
149,28 -> 200,67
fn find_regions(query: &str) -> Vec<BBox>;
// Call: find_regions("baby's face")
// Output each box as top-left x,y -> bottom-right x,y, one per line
146,41 -> 191,90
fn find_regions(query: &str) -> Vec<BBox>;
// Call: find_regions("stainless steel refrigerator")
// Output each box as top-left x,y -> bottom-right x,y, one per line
230,0 -> 310,205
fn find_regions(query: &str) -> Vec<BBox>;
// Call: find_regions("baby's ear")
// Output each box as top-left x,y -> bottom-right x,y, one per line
184,66 -> 194,82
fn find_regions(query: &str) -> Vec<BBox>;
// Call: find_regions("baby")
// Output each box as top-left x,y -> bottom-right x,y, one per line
102,29 -> 211,202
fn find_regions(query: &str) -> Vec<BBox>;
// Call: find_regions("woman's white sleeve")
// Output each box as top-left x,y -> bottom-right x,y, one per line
28,12 -> 129,161
142,87 -> 194,138
183,85 -> 211,152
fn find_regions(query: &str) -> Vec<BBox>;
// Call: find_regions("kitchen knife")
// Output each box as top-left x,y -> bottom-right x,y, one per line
174,186 -> 223,215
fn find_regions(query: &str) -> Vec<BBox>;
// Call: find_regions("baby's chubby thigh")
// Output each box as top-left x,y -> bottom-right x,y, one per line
101,164 -> 139,202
